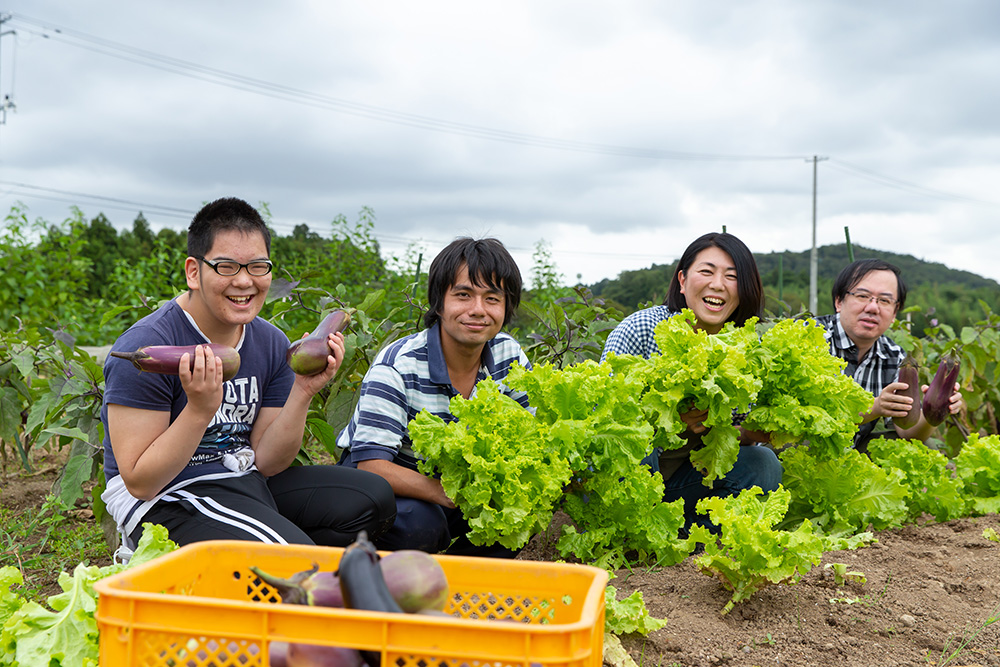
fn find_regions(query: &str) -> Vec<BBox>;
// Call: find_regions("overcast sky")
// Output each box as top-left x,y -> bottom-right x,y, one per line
1,2 -> 998,288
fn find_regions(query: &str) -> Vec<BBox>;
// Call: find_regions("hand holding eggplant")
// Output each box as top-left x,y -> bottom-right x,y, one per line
889,354 -> 922,430
111,343 -> 241,380
176,345 -> 227,417
289,331 -> 346,401
922,353 -> 964,427
112,344 -> 232,417
287,310 -> 351,376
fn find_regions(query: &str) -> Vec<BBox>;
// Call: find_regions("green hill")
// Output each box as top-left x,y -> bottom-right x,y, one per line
589,244 -> 1000,333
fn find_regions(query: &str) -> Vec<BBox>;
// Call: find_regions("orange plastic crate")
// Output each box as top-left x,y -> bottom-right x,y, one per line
94,540 -> 608,667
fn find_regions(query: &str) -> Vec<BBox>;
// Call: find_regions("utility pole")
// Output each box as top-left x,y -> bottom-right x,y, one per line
0,14 -> 16,137
808,155 -> 828,314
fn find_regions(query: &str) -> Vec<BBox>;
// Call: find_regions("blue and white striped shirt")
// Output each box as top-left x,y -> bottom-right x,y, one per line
337,323 -> 531,471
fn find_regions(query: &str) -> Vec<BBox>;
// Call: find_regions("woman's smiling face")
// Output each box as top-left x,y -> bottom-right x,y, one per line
678,245 -> 739,334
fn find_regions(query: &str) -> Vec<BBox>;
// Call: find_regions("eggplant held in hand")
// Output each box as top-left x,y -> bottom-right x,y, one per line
893,354 -> 922,430
287,309 -> 352,376
922,353 -> 960,427
110,343 -> 241,381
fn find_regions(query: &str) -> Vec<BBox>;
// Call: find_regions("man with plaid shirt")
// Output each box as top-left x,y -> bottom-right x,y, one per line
815,259 -> 963,452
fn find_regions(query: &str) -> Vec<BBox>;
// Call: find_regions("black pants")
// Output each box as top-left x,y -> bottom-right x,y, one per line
373,496 -> 517,558
131,466 -> 396,548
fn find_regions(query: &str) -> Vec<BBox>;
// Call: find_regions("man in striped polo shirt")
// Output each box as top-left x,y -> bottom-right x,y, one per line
337,237 -> 530,557
815,258 -> 963,453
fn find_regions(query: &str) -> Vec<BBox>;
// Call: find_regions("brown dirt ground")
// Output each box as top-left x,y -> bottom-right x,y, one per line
3,456 -> 999,667
518,512 -> 1000,667
0,449 -> 115,597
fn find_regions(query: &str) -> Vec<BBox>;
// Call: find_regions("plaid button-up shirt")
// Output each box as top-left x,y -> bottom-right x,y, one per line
815,313 -> 906,448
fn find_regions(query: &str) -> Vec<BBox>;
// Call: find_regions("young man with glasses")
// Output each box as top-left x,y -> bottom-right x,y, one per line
100,197 -> 395,561
815,258 -> 963,452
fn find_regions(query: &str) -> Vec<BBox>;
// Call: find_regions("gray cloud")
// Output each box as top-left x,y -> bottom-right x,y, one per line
1,1 -> 997,286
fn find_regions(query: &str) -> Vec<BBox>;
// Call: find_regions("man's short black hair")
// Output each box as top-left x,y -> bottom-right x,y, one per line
187,197 -> 271,259
831,258 -> 907,311
423,237 -> 522,329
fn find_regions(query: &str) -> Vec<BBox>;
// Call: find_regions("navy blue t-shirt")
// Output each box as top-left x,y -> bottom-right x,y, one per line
101,299 -> 294,488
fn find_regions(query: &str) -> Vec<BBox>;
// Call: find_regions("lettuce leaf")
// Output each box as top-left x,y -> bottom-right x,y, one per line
411,378 -> 573,550
513,360 -> 697,568
1,563 -> 103,667
640,311 -> 762,484
0,522 -> 177,667
0,567 -> 24,618
956,433 -> 1000,514
780,447 -> 908,534
743,318 -> 873,460
868,436 -> 967,522
411,361 -> 696,567
695,485 -> 827,615
603,585 -> 667,635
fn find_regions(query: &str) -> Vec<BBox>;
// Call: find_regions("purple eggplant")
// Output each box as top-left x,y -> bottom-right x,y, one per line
250,552 -> 448,614
337,532 -> 402,616
269,641 -> 290,667
286,642 -> 365,667
893,354 -> 922,430
338,531 -> 402,667
110,343 -> 241,381
922,353 -> 960,427
249,563 -> 344,608
379,550 -> 449,613
287,310 -> 351,376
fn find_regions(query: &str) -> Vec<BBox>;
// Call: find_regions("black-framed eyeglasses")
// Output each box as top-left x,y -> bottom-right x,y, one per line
845,290 -> 896,309
195,256 -> 273,277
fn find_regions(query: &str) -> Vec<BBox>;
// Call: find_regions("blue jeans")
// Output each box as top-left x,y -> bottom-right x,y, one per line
372,496 -> 517,558
660,445 -> 783,534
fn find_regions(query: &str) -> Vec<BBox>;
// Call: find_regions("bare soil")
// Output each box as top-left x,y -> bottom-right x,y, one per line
519,512 -> 1000,667
0,449 -> 114,597
3,458 -> 999,667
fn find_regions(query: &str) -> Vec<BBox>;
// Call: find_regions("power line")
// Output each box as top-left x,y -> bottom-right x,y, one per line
7,13 -> 807,163
0,180 -> 344,237
0,179 -> 690,263
4,11 -> 996,262
0,180 -> 196,218
826,159 -> 999,207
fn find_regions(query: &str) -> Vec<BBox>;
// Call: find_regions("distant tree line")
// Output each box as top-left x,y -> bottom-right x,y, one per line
6,200 -> 995,345
0,204 -> 413,345
589,244 -> 1000,335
